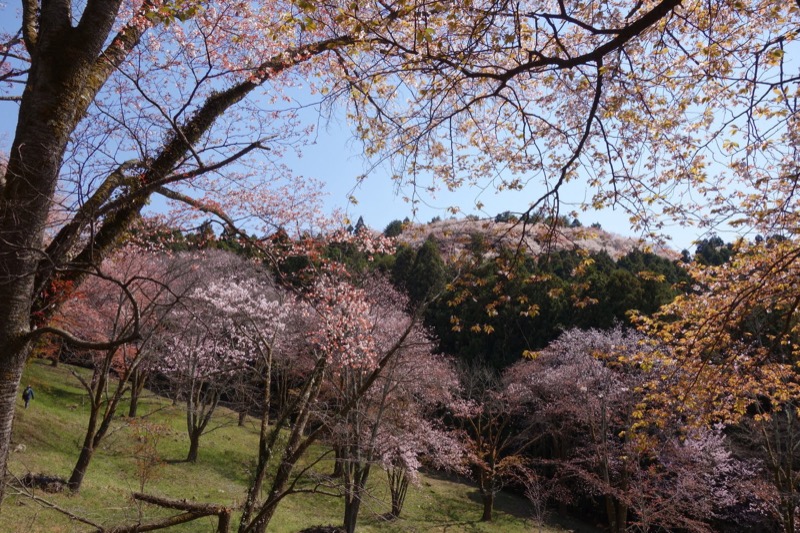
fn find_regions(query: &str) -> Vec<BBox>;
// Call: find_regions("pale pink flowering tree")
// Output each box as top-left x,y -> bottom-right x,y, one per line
372,356 -> 465,519
623,425 -> 758,533
188,265 -> 299,523
450,364 -> 534,523
192,275 -> 290,425
504,327 -> 653,532
156,251 -> 289,463
506,327 -> 754,533
236,263 -> 429,533
319,276 -> 463,530
158,317 -> 249,463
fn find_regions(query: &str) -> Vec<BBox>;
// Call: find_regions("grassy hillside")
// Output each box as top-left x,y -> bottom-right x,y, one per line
1,359 -> 582,532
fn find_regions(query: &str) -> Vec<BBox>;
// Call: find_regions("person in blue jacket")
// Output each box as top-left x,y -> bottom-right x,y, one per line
22,385 -> 34,408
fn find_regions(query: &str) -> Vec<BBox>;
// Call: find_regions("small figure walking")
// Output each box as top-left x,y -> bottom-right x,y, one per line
22,385 -> 33,409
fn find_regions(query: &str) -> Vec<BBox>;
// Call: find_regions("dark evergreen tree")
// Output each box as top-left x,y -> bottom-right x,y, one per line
406,236 -> 448,305
383,219 -> 404,237
695,235 -> 734,266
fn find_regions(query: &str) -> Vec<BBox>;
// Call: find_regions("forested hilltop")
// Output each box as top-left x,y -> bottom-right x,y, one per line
384,215 -> 688,369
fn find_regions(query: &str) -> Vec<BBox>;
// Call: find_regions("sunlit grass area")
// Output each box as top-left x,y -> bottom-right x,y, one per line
2,358 -> 579,532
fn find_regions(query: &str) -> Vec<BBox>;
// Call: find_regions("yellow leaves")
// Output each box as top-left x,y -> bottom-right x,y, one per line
469,323 -> 494,334
573,296 -> 598,309
765,47 -> 785,67
572,256 -> 595,277
522,349 -> 539,360
547,287 -> 563,299
721,139 -> 740,152
637,270 -> 665,283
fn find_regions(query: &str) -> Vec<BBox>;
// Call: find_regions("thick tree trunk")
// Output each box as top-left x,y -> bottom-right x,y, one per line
0,345 -> 29,504
604,495 -> 629,533
617,503 -> 628,533
0,0 -> 129,507
343,464 -> 371,533
481,491 -> 494,522
187,430 -> 201,463
343,496 -> 362,533
238,410 -> 247,427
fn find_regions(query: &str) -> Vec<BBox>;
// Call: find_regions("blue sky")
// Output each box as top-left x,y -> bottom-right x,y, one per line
281,114 -> 705,251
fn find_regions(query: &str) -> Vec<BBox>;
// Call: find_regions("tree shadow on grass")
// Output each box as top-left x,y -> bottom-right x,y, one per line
421,468 -> 531,520
465,488 -> 530,519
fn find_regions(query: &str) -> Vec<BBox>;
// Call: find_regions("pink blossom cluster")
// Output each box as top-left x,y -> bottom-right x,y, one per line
310,278 -> 377,370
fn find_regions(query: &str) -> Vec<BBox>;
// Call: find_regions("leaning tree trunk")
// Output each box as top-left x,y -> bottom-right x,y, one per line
240,360 -> 327,533
69,359 -> 132,491
68,404 -> 100,491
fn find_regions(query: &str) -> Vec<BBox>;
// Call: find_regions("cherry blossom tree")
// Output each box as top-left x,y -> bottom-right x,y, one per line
319,276 -> 462,531
506,327 -> 753,532
234,235 -> 414,533
450,363 -> 535,522
505,327 -> 644,532
374,354 -> 464,519
54,245 -> 189,491
155,251 -> 288,463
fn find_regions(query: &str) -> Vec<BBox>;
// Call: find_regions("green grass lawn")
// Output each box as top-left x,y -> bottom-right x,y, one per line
1,359 -> 580,532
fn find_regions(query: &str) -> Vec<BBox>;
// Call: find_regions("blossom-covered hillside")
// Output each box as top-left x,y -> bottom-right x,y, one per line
395,217 -> 678,261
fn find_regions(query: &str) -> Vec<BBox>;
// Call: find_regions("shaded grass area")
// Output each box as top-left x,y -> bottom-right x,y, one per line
2,359 -> 578,532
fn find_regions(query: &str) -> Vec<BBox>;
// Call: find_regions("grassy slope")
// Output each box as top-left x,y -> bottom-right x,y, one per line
1,359 -> 574,533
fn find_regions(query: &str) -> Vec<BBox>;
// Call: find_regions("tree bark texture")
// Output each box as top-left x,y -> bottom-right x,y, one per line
0,0 -> 128,505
